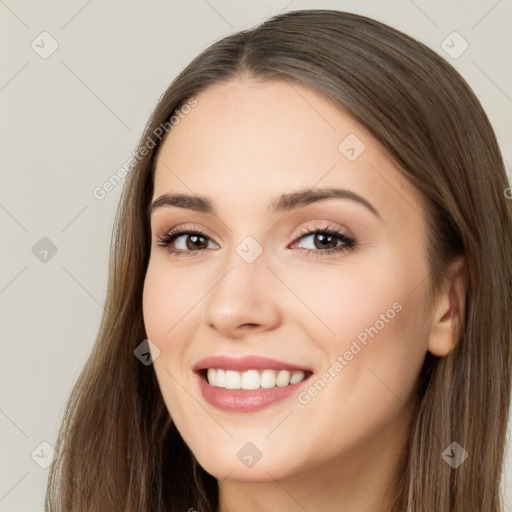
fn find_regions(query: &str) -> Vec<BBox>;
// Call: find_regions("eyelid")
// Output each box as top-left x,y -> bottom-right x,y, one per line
155,223 -> 218,242
289,222 -> 352,244
288,223 -> 355,252
155,221 -> 350,246
155,221 -> 356,259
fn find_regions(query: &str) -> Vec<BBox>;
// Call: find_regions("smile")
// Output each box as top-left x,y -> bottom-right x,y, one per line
204,368 -> 310,389
193,355 -> 314,412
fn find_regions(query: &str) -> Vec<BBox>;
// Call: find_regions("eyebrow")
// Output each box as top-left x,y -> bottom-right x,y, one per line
148,187 -> 381,219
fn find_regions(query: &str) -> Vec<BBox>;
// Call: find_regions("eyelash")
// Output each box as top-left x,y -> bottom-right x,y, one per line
155,223 -> 356,259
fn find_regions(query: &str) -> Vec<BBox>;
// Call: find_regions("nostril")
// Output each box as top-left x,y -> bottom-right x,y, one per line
240,323 -> 261,330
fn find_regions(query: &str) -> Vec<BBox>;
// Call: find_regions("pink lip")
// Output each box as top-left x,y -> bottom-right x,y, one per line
193,355 -> 313,413
193,355 -> 312,372
195,372 -> 312,413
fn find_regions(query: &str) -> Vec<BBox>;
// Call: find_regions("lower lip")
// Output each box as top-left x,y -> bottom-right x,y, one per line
196,371 -> 311,412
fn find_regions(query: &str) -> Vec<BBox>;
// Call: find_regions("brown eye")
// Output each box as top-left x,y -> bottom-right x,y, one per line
184,234 -> 209,250
311,233 -> 339,250
292,225 -> 355,256
156,228 -> 220,257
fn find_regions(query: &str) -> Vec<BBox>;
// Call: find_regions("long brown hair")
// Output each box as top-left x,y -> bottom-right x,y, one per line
45,9 -> 512,511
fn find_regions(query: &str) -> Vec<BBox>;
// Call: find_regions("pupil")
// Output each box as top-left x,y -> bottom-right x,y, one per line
315,233 -> 336,249
187,235 -> 206,250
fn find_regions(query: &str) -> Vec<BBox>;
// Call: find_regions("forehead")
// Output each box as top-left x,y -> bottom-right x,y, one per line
152,77 -> 425,227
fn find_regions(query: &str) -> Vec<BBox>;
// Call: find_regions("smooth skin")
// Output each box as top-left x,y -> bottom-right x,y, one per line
142,76 -> 465,512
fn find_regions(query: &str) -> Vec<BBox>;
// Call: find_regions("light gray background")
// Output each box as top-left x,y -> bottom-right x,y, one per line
1,1 -> 511,510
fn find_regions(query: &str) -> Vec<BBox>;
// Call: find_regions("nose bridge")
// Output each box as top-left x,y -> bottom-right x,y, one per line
216,230 -> 270,291
202,235 -> 282,336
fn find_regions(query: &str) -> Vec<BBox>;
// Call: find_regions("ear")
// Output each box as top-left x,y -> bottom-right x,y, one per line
427,256 -> 467,357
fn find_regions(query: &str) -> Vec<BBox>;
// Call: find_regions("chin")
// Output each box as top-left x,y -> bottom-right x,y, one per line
189,441 -> 296,482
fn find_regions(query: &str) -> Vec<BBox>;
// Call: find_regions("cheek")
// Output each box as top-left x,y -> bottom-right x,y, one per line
315,307 -> 427,456
142,263 -> 192,425
290,280 -> 429,461
142,261 -> 191,393
142,258 -> 206,341
286,248 -> 430,405
281,247 -> 429,344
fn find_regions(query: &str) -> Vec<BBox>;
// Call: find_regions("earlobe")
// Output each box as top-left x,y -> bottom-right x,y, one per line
427,257 -> 467,357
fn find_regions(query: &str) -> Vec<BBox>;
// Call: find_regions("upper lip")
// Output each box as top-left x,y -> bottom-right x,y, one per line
193,355 -> 313,373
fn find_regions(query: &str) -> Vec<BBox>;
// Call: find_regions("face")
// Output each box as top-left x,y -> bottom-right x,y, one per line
142,77 -> 436,483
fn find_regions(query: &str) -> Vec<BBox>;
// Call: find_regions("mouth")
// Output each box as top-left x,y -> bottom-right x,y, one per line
193,355 -> 314,412
198,368 -> 313,390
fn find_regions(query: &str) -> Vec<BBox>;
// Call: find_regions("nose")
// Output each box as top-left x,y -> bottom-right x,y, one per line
202,248 -> 283,339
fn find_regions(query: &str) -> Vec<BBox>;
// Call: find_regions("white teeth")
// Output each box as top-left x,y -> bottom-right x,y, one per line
205,368 -> 308,389
207,368 -> 216,386
241,370 -> 260,390
215,368 -> 225,387
225,370 -> 241,389
276,370 -> 291,387
290,371 -> 306,384
260,369 -> 276,388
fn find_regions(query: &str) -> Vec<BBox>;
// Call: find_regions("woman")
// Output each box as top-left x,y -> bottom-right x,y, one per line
45,9 -> 512,512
